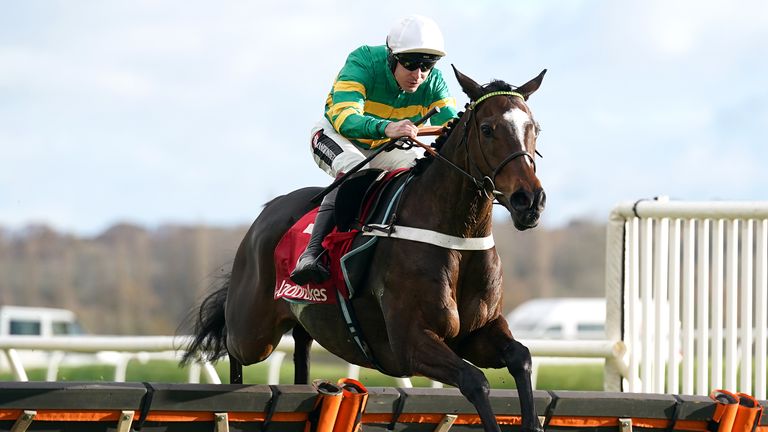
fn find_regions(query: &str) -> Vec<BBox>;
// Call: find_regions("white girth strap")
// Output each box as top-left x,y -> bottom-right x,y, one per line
362,224 -> 495,250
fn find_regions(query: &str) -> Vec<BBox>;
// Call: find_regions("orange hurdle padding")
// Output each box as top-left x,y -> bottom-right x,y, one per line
305,379 -> 343,432
332,378 -> 369,432
710,389 -> 741,432
733,393 -> 763,432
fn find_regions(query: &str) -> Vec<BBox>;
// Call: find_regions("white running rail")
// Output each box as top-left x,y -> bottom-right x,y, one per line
606,198 -> 768,398
0,334 -> 624,389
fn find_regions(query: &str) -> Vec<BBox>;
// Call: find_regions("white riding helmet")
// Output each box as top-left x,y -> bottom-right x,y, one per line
386,15 -> 446,57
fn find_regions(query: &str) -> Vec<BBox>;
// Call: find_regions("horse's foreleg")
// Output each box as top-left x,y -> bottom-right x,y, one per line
457,318 -> 543,432
397,329 -> 503,432
502,339 -> 540,432
292,326 -> 313,384
229,354 -> 243,384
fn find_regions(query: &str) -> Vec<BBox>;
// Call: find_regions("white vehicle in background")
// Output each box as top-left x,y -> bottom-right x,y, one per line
506,297 -> 606,340
0,305 -> 84,338
0,305 -> 88,372
0,305 -> 176,381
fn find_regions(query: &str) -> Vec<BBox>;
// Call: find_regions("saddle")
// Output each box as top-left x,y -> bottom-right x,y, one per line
273,168 -> 411,305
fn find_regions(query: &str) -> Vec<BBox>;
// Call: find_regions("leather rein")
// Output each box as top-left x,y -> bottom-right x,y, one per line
403,91 -> 537,201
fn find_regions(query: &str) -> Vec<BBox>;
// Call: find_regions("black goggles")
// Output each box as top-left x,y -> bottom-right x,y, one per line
395,54 -> 439,72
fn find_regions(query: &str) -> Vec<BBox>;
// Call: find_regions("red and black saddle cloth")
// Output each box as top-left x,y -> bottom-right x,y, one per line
273,168 -> 411,305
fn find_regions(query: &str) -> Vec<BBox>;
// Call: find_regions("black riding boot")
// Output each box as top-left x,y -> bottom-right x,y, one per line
290,188 -> 337,285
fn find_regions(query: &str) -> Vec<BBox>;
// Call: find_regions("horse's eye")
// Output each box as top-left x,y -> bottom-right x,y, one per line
480,124 -> 493,137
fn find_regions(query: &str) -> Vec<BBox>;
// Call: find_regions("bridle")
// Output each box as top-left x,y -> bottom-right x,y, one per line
424,90 -> 538,201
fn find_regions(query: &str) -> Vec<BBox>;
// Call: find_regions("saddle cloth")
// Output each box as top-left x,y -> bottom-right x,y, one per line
273,169 -> 410,305
273,209 -> 357,304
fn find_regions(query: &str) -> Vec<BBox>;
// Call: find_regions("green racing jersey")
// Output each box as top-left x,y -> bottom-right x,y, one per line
324,45 -> 458,149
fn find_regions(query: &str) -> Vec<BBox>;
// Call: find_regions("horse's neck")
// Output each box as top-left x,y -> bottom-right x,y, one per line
404,134 -> 494,237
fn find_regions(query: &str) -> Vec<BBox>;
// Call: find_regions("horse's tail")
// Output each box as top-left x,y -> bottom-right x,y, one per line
179,275 -> 230,366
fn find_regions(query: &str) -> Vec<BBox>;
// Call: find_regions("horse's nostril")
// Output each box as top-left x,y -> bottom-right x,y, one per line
510,191 -> 533,210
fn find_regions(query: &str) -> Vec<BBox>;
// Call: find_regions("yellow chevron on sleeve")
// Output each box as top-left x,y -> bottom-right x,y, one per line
327,101 -> 362,119
365,101 -> 424,120
429,97 -> 457,110
333,80 -> 366,97
332,106 -> 361,131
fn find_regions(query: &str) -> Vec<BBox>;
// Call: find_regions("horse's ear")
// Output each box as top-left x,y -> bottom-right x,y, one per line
452,64 -> 484,101
516,69 -> 547,101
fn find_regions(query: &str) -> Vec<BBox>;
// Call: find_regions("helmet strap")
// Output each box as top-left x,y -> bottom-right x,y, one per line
386,47 -> 398,74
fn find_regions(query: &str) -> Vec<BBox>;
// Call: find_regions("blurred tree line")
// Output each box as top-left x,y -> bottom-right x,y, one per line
0,219 -> 605,335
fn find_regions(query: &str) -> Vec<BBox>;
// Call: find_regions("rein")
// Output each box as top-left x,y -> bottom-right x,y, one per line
427,90 -> 535,200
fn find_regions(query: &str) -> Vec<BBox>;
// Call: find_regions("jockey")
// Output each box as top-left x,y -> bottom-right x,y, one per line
290,14 -> 459,286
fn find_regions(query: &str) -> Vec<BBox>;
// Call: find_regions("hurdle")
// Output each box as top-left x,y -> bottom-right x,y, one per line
0,381 -> 765,432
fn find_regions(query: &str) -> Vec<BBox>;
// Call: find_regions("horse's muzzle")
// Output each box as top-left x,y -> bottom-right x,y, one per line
508,188 -> 546,230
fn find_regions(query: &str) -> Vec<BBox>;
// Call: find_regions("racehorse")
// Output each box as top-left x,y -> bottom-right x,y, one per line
182,66 -> 547,432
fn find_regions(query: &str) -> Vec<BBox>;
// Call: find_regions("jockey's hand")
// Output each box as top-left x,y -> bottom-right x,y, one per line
385,120 -> 418,140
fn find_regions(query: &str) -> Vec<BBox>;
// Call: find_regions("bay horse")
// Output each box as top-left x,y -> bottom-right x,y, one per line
182,66 -> 547,432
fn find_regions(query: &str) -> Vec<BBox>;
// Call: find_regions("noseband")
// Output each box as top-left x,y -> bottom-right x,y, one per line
432,91 -> 537,200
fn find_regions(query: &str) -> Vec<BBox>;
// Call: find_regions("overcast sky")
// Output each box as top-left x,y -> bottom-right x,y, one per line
1,1 -> 767,235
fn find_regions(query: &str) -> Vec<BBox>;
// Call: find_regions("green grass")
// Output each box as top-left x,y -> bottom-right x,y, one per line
0,359 -> 604,390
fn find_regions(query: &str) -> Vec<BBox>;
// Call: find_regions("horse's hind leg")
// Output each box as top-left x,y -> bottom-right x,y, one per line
292,326 -> 313,384
229,354 -> 243,384
224,219 -> 298,371
457,317 -> 543,432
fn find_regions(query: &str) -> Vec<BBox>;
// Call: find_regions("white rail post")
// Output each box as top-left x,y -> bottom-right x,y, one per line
45,351 -> 65,382
681,218 -> 695,394
653,217 -> 669,393
6,349 -> 29,382
725,220 -> 739,390
608,200 -> 768,396
266,351 -> 285,385
740,220 -> 754,394
627,217 -> 640,391
695,218 -> 710,396
188,362 -> 202,384
347,363 -> 361,380
604,209 -> 626,392
113,353 -> 131,382
667,218 -> 681,394
755,219 -> 767,400
641,217 -> 654,392
710,219 -> 725,391
201,361 -> 221,384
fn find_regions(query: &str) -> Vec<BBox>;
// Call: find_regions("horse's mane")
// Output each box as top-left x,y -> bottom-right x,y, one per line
412,79 -> 516,175
411,116 -> 460,174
